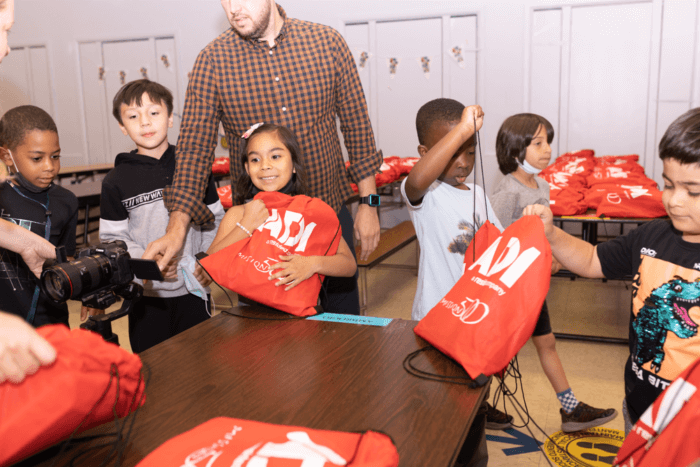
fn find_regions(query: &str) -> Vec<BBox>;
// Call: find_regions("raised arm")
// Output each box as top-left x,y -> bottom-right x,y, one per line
404,105 -> 484,204
523,204 -> 604,278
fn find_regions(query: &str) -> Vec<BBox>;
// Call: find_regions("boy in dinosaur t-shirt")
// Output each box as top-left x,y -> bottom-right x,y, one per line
525,107 -> 700,434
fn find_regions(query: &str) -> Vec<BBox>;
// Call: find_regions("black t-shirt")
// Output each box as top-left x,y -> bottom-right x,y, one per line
0,181 -> 78,326
597,219 -> 700,423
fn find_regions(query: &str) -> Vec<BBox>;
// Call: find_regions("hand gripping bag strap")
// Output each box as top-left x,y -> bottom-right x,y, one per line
0,324 -> 146,466
136,417 -> 399,467
613,356 -> 700,467
200,192 -> 342,316
414,216 -> 552,380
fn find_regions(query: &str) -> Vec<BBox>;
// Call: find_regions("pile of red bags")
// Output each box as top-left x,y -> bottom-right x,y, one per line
540,150 -> 665,218
347,156 -> 419,193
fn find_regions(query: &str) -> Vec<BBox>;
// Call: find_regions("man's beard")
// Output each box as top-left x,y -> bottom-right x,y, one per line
232,1 -> 272,41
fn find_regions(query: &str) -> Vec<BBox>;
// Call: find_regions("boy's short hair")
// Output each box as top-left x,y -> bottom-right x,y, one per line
0,105 -> 57,151
659,107 -> 700,165
496,113 -> 554,175
112,79 -> 174,125
416,98 -> 465,146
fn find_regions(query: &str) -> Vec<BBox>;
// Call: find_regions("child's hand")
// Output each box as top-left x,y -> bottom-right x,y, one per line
194,264 -> 212,288
153,253 -> 179,280
551,257 -> 562,275
460,105 -> 484,136
268,255 -> 317,291
80,305 -> 105,322
522,204 -> 554,239
241,199 -> 270,232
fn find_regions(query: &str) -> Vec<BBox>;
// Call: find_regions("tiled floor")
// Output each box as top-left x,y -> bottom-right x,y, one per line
67,240 -> 631,466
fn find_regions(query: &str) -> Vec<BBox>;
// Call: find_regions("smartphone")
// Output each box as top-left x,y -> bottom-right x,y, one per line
128,258 -> 165,281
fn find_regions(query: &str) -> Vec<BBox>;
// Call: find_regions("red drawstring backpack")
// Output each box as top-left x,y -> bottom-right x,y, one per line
549,187 -> 589,216
597,154 -> 639,164
0,325 -> 145,466
217,185 -> 233,209
586,165 -> 650,187
613,357 -> 700,467
374,160 -> 401,187
595,185 -> 666,218
200,191 -> 342,316
212,157 -> 231,175
414,217 -> 552,380
136,417 -> 399,467
383,156 -> 420,176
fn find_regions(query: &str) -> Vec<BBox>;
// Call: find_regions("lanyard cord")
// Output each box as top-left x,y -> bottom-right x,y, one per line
7,181 -> 51,324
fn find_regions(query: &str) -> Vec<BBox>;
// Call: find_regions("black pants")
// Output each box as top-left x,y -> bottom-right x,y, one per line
319,205 -> 360,315
128,293 -> 210,353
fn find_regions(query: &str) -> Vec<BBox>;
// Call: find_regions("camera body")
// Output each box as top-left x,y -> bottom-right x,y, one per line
41,241 -> 135,309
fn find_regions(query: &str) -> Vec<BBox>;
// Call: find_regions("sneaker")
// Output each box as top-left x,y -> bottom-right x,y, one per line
485,403 -> 513,430
560,402 -> 617,433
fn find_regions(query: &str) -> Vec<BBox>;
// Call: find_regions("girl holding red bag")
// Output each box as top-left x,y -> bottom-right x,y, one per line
206,123 -> 356,294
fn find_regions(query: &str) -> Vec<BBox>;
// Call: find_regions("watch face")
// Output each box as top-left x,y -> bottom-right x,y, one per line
369,194 -> 380,207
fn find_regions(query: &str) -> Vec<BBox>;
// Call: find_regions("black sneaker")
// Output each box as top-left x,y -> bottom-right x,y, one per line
560,402 -> 617,433
485,403 -> 513,430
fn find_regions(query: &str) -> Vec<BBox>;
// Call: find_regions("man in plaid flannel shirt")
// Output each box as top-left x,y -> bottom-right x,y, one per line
144,0 -> 382,315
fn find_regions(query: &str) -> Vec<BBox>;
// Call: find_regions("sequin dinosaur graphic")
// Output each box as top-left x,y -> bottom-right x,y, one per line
633,276 -> 700,372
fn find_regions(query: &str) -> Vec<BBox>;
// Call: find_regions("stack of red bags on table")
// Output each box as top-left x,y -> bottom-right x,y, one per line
212,157 -> 230,175
347,156 -> 419,193
540,150 -> 594,216
540,150 -> 666,218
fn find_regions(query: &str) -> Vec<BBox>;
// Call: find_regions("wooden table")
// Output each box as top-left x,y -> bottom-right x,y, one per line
24,306 -> 487,467
554,211 -> 661,245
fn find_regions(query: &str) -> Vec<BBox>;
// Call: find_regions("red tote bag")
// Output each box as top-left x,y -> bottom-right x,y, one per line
0,325 -> 145,467
137,417 -> 399,467
614,357 -> 700,467
414,216 -> 552,380
201,191 -> 342,316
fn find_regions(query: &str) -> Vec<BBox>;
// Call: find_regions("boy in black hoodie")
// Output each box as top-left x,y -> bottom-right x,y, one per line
96,79 -> 224,352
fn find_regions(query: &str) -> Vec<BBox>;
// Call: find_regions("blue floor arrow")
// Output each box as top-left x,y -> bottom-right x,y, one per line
486,428 -> 543,455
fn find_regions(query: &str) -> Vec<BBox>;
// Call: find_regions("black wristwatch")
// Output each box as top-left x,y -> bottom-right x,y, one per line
359,194 -> 381,207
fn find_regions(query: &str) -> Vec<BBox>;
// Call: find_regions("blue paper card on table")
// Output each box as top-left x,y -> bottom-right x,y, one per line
307,313 -> 392,327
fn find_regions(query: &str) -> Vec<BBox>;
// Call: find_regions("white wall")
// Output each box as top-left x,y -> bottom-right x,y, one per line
7,0 -> 700,196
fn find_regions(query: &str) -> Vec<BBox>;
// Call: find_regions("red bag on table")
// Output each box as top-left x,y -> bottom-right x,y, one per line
200,192 -> 342,316
613,357 -> 700,467
384,156 -> 419,175
375,160 -> 400,187
137,417 -> 399,467
549,187 -> 589,216
414,217 -> 551,380
586,166 -> 650,187
558,149 -> 595,162
212,157 -> 230,175
0,325 -> 146,467
540,171 -> 588,191
596,154 -> 639,164
217,184 -> 233,209
595,185 -> 666,218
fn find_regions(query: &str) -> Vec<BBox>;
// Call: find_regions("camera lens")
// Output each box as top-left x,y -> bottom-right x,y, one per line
42,268 -> 71,302
40,254 -> 112,303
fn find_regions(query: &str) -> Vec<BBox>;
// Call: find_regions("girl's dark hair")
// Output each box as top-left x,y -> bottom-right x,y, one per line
659,107 -> 700,165
0,105 -> 58,151
235,123 -> 309,205
496,113 -> 554,175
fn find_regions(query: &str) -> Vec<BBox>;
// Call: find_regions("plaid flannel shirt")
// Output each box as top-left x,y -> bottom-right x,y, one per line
165,5 -> 381,224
